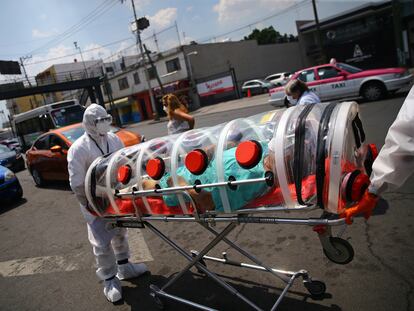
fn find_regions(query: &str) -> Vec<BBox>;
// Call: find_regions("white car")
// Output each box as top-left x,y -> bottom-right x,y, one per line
264,72 -> 291,86
241,79 -> 274,97
268,62 -> 413,106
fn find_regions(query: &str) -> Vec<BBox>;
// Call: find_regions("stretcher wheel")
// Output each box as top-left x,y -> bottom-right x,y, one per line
323,237 -> 354,265
304,279 -> 326,298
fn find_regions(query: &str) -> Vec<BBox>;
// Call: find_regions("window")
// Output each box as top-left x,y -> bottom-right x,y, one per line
51,106 -> 84,127
103,82 -> 112,95
118,77 -> 129,90
336,63 -> 362,74
166,58 -> 181,73
317,66 -> 341,79
146,67 -> 157,80
34,135 -> 49,150
105,66 -> 114,73
297,69 -> 316,82
49,134 -> 67,149
133,72 -> 140,84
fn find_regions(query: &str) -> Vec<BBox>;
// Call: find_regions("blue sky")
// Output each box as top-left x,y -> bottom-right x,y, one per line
0,0 -> 384,121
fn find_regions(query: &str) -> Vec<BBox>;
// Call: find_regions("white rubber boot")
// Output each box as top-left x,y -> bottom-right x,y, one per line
117,262 -> 148,280
103,277 -> 122,303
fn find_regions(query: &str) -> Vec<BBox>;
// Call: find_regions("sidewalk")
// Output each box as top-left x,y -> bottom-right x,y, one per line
127,93 -> 271,128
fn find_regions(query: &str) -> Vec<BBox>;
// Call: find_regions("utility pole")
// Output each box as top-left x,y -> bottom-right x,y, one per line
74,41 -> 89,78
19,56 -> 39,108
130,0 -> 159,120
311,0 -> 326,64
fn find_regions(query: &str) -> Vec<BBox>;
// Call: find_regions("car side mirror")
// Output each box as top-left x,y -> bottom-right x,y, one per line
50,145 -> 62,153
339,72 -> 348,79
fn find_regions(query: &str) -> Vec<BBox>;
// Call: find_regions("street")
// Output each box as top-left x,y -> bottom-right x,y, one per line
0,95 -> 413,311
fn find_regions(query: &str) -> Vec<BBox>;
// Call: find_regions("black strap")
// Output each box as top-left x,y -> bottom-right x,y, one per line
351,113 -> 365,148
89,135 -> 109,155
315,103 -> 338,209
293,104 -> 315,206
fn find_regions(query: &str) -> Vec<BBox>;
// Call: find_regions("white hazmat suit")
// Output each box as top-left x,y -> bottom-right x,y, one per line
68,104 -> 147,303
369,86 -> 414,195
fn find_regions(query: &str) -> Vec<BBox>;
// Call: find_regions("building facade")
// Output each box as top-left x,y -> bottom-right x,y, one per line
297,1 -> 414,69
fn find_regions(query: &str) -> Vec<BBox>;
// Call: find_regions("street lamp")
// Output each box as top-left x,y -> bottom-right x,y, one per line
73,41 -> 89,78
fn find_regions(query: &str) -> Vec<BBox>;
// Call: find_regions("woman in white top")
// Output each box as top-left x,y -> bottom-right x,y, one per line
284,79 -> 321,106
162,93 -> 195,135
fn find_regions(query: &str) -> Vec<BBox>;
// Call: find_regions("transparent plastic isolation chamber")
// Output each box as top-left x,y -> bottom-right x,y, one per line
85,102 -> 376,218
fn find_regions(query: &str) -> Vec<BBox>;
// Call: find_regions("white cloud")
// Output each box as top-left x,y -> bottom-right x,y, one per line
148,7 -> 177,29
186,6 -> 193,12
213,0 -> 292,23
32,28 -> 58,38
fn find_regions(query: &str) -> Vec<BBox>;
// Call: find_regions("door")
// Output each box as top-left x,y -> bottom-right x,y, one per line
48,134 -> 69,180
316,66 -> 355,100
296,69 -> 322,98
29,135 -> 52,179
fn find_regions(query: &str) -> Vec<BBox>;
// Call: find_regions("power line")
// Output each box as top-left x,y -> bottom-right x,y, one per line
197,0 -> 311,43
26,0 -> 118,56
23,24 -> 176,67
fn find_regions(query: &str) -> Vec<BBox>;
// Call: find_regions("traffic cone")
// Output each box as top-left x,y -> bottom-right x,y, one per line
247,89 -> 251,98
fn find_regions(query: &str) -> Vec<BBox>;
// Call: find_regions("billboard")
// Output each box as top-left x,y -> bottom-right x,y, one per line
0,60 -> 21,75
196,75 -> 234,97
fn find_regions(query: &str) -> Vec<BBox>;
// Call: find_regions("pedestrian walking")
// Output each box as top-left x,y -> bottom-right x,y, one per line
162,93 -> 195,135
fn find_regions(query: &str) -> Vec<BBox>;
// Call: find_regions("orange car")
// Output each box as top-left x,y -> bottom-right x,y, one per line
26,123 -> 142,186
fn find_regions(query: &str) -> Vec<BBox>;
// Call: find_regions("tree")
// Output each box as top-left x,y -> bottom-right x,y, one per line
244,26 -> 298,45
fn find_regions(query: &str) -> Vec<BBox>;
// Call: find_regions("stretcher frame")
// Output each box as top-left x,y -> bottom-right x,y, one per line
109,179 -> 350,311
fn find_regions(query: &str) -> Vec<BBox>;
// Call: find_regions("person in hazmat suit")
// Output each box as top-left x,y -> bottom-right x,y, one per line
341,86 -> 414,224
67,104 -> 148,303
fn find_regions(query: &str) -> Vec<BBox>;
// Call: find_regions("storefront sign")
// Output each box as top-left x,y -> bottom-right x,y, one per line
197,76 -> 234,97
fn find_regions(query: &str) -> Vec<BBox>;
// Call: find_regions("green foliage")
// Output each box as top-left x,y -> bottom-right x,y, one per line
243,26 -> 298,45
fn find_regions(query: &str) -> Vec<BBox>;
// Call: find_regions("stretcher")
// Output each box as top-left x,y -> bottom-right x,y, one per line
85,102 -> 377,310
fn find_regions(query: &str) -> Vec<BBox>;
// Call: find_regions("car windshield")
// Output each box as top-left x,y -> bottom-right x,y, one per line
0,144 -> 11,153
51,105 -> 84,128
336,63 -> 362,74
61,126 -> 119,143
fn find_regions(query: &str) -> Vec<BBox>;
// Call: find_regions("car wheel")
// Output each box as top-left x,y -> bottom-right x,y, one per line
31,169 -> 45,187
361,81 -> 386,101
15,185 -> 23,201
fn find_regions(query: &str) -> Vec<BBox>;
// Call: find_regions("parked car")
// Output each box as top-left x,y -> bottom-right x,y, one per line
268,62 -> 413,106
0,165 -> 23,204
0,138 -> 21,153
264,72 -> 291,86
242,79 -> 274,97
0,144 -> 25,172
26,123 -> 142,186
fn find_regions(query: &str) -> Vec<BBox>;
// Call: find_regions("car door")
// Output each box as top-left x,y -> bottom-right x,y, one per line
28,135 -> 52,179
48,134 -> 69,180
316,66 -> 354,100
296,69 -> 322,98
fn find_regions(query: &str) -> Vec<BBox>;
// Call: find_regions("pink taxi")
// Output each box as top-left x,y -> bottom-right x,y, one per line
269,62 -> 413,106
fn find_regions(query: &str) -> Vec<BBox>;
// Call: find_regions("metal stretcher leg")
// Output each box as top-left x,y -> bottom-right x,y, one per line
195,224 -> 319,311
144,221 -> 265,311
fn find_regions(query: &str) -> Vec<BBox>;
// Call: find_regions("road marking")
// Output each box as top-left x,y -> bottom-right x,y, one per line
0,255 -> 81,277
128,229 -> 154,263
0,229 -> 153,278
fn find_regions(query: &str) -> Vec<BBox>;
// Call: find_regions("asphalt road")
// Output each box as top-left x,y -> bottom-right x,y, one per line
0,94 -> 413,311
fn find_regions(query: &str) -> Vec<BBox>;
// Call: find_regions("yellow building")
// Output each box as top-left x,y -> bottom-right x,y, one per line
8,94 -> 45,115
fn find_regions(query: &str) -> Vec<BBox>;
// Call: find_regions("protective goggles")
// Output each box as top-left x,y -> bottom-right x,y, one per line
94,115 -> 112,125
